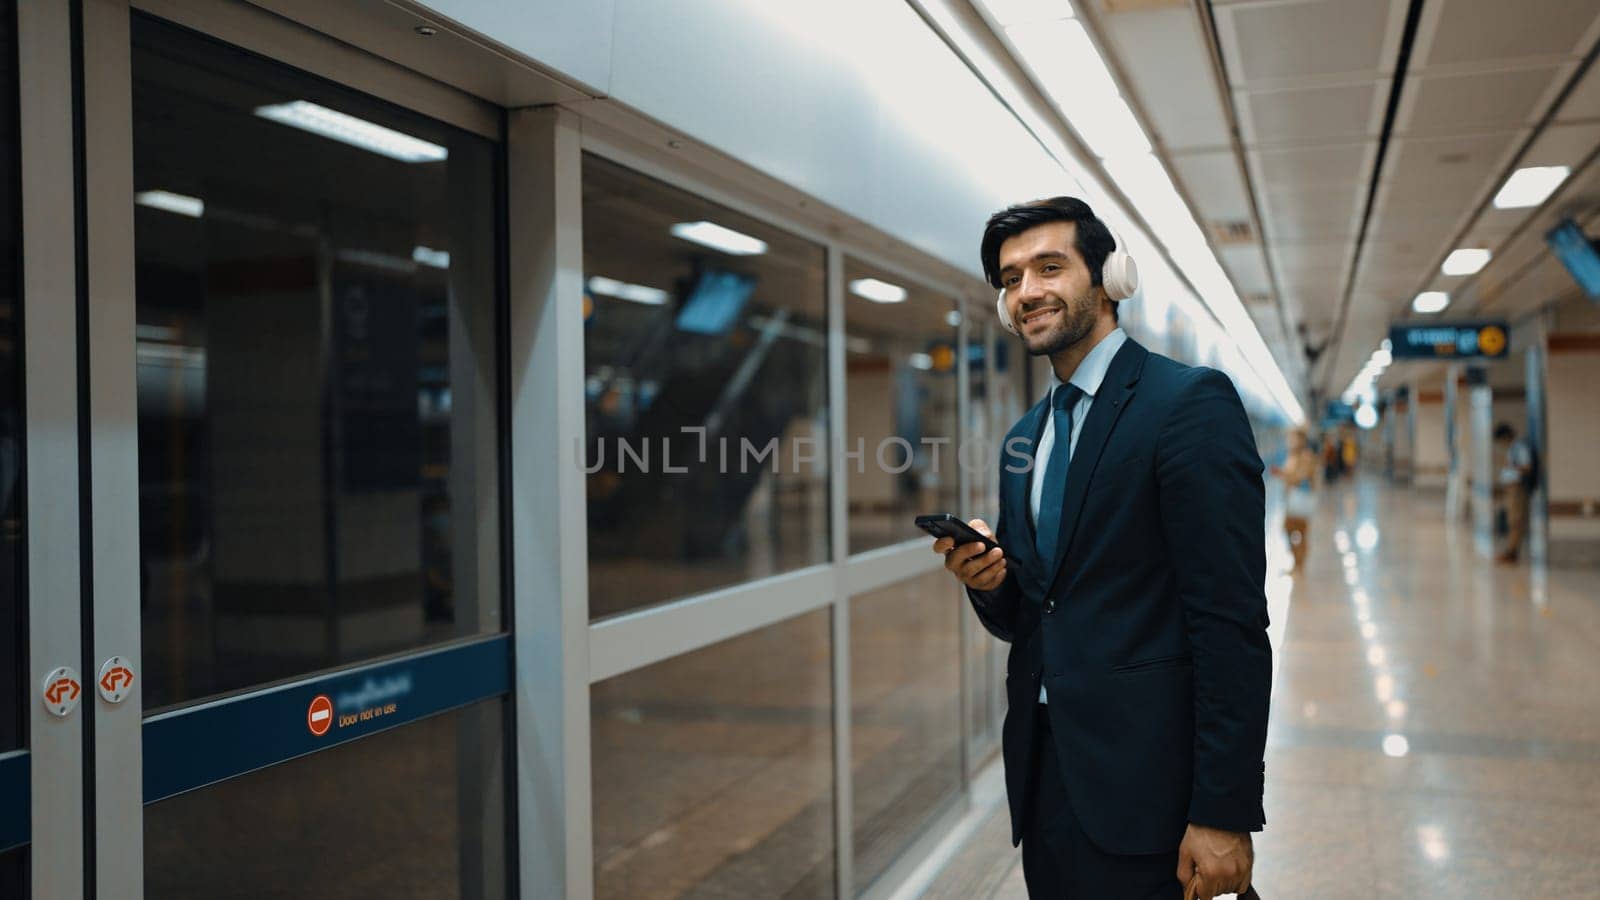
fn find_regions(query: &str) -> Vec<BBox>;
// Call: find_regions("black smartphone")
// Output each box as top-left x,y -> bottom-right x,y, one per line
915,513 -> 1001,555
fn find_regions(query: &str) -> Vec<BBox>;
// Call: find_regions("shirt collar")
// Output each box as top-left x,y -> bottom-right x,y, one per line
1051,328 -> 1127,401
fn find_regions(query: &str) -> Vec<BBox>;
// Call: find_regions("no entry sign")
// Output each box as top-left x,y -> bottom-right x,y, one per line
307,694 -> 333,736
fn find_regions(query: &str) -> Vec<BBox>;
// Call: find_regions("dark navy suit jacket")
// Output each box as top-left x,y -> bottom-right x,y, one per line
971,336 -> 1270,854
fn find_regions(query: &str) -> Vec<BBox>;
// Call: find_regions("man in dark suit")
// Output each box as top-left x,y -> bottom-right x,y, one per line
931,197 -> 1270,899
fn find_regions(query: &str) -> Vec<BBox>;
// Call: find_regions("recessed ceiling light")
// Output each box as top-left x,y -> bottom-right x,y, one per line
669,221 -> 768,256
849,277 -> 908,304
135,190 -> 204,218
945,309 -> 963,327
587,275 -> 670,305
1492,166 -> 1569,209
1412,291 -> 1450,314
1441,248 -> 1491,276
255,101 -> 448,163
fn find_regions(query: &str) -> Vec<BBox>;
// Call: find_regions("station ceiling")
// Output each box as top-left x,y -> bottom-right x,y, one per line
1030,0 -> 1600,400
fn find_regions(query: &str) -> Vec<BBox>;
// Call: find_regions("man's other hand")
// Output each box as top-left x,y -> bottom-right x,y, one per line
932,519 -> 1007,591
1176,823 -> 1253,899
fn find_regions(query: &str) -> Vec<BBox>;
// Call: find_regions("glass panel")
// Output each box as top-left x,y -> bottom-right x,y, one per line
849,570 -> 961,890
145,700 -> 506,898
0,845 -> 26,900
591,609 -> 834,898
0,0 -> 24,757
582,155 -> 829,620
130,16 -> 501,709
843,258 -> 958,555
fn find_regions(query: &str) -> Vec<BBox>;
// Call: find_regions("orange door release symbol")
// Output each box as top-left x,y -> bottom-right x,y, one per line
45,678 -> 79,705
97,655 -> 137,703
41,666 -> 83,717
100,667 -> 132,693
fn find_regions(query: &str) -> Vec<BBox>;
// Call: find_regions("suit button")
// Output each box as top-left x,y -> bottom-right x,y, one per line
1043,599 -> 1056,614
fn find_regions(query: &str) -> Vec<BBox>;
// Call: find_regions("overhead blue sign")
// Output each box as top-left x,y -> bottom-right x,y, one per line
1389,321 -> 1509,360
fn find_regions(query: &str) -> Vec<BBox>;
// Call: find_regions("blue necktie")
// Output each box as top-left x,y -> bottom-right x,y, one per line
1035,383 -> 1083,567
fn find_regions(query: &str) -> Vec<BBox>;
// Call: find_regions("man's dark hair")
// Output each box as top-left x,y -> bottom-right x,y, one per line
1494,423 -> 1516,441
980,196 -> 1117,291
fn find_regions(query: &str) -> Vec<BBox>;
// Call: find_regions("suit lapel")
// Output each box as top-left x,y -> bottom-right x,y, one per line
1044,340 -> 1148,595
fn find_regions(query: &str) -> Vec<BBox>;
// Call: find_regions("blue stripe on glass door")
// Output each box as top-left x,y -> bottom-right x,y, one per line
143,634 -> 509,804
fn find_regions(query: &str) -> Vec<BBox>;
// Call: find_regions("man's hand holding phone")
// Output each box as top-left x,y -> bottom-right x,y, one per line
931,518 -> 1007,591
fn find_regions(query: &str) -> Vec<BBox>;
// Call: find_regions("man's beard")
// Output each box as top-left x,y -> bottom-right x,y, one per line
1022,288 -> 1100,357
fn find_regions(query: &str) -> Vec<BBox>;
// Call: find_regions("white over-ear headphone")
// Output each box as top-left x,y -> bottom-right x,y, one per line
995,228 -> 1139,336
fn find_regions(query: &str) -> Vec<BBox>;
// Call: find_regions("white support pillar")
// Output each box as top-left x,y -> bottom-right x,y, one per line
507,106 -> 594,900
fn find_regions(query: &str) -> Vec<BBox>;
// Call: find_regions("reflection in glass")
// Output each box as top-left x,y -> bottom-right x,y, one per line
0,0 -> 23,756
844,260 -> 958,554
145,701 -> 507,899
0,846 -> 25,900
850,570 -> 961,889
591,610 -> 835,898
582,155 -> 829,620
130,17 -> 501,709
967,337 -> 1026,755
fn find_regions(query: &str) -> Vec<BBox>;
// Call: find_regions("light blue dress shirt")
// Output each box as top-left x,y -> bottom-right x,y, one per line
1031,327 -> 1127,703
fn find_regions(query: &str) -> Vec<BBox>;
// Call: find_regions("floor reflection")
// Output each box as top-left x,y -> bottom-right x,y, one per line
926,474 -> 1600,898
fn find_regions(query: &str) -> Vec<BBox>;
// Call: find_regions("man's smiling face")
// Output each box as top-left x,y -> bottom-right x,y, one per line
998,220 -> 1102,357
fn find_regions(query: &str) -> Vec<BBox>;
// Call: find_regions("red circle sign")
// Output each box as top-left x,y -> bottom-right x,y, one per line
307,694 -> 333,736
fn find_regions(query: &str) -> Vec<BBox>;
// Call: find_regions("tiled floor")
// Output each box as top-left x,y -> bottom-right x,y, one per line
923,475 -> 1600,898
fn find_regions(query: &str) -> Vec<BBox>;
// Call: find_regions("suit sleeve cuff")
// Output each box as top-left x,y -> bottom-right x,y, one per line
1187,784 -> 1266,833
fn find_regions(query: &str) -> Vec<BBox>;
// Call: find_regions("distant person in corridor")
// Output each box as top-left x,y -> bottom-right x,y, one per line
1271,428 -> 1318,571
930,198 -> 1271,899
1494,423 -> 1535,564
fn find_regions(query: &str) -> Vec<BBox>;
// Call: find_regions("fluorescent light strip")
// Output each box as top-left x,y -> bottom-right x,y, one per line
335,248 -> 415,273
968,0 -> 1302,424
849,277 -> 908,304
255,101 -> 447,163
135,190 -> 204,218
1440,248 -> 1490,276
982,0 -> 1074,26
669,221 -> 768,256
587,275 -> 670,306
1005,19 -> 1150,159
989,6 -> 1299,423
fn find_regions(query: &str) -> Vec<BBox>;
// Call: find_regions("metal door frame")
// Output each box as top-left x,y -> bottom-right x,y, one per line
74,1 -> 518,895
18,0 -> 87,896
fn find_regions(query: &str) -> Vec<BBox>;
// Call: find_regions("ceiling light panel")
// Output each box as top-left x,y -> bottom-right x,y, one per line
255,101 -> 448,163
1440,248 -> 1490,276
1491,166 -> 1569,209
135,190 -> 204,218
1412,291 -> 1450,314
849,277 -> 908,303
588,276 -> 670,305
412,246 -> 450,269
669,221 -> 768,256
